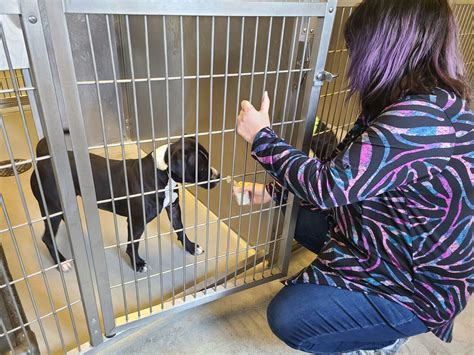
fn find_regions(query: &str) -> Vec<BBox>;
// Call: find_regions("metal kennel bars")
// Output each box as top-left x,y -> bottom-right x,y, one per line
0,0 -> 337,352
1,0 -> 472,353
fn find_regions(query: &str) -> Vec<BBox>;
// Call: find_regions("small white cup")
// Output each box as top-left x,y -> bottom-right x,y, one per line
226,177 -> 251,205
233,189 -> 251,205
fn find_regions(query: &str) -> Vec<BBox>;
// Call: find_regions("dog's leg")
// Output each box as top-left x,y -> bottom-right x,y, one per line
33,171 -> 71,272
125,219 -> 147,272
165,199 -> 203,255
40,209 -> 71,272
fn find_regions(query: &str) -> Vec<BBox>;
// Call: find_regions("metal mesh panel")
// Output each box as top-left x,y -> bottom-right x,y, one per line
0,26 -> 87,355
1,0 -> 336,352
64,10 -> 322,331
453,3 -> 473,94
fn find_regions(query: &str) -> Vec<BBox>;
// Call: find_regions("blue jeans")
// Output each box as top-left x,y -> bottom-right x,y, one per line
267,209 -> 428,353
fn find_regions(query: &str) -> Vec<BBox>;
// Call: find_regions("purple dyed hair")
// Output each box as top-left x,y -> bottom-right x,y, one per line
344,0 -> 471,117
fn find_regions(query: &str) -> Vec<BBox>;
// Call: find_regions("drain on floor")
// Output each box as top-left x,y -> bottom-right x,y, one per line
0,159 -> 32,177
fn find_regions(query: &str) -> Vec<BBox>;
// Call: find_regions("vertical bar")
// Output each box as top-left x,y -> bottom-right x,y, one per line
264,16 -> 287,277
124,13 -> 153,312
105,14 -> 139,318
162,15 -> 176,303
21,69 -> 43,138
0,320 -> 15,353
19,0 -> 103,345
124,15 -> 146,317
287,16 -> 310,142
0,236 -> 33,351
193,16 -> 200,297
85,13 -> 129,319
2,18 -> 81,351
315,8 -> 347,156
280,16 -> 303,138
225,16 -> 245,288
278,1 -> 337,274
179,15 -> 187,300
143,14 -> 165,310
212,16 -> 230,290
240,16 -> 259,282
312,9 -> 342,158
268,16 -> 302,276
251,16 -> 273,281
203,16 -> 215,293
41,0 -> 116,336
275,16 -> 312,277
0,23 -> 73,352
264,16 -> 308,279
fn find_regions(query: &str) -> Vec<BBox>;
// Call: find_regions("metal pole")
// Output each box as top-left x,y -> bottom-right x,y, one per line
19,0 -> 103,345
40,0 -> 116,336
278,1 -> 337,274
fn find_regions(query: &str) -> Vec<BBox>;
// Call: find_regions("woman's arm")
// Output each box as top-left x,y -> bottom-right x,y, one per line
250,101 -> 456,209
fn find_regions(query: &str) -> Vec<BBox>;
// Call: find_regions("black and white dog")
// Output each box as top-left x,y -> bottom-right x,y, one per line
30,137 -> 219,273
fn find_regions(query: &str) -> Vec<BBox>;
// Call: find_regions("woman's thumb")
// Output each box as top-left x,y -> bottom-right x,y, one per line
260,91 -> 270,114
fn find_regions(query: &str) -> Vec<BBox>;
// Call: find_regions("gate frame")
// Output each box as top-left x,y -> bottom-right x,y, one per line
0,0 -> 104,346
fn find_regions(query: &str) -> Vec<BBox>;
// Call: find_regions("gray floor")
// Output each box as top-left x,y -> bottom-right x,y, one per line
98,247 -> 474,355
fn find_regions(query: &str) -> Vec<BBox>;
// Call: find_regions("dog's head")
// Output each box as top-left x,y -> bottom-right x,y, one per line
157,138 -> 219,189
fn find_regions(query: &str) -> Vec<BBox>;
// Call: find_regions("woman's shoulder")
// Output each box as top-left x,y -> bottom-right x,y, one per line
380,88 -> 472,121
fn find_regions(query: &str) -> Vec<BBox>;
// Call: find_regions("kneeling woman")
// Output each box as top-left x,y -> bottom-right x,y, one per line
235,0 -> 473,353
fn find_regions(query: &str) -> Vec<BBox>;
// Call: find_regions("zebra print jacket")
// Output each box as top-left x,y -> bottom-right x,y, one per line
252,88 -> 473,342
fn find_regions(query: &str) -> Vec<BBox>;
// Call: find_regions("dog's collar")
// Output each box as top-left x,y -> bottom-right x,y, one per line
154,144 -> 169,170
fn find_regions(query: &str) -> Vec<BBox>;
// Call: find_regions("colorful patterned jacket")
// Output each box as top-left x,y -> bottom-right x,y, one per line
252,88 -> 473,342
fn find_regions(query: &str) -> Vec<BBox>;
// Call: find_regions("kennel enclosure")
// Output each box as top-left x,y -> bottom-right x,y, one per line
0,0 -> 338,352
1,0 -> 472,352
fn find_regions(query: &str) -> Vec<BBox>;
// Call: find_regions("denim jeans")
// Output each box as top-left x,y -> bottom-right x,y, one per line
267,208 -> 428,353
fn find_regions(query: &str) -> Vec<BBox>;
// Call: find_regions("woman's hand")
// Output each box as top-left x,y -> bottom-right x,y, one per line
233,182 -> 272,205
237,91 -> 271,144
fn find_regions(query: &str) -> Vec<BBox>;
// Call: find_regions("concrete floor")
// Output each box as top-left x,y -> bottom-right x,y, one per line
97,246 -> 474,355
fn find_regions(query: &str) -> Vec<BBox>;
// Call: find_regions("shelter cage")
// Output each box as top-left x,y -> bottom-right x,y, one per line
0,0 -> 472,353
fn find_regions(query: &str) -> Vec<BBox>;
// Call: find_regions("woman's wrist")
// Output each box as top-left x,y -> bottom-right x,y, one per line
251,126 -> 275,152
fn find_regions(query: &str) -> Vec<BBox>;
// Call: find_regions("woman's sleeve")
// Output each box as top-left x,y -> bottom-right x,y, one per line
266,181 -> 288,205
251,101 -> 456,209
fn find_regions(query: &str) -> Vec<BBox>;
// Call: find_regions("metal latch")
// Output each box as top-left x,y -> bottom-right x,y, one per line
314,71 -> 337,85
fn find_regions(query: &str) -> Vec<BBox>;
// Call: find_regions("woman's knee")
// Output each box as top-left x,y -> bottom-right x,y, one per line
267,290 -> 291,342
267,287 -> 304,348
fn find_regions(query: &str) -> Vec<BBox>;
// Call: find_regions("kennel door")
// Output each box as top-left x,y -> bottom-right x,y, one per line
22,0 -> 337,349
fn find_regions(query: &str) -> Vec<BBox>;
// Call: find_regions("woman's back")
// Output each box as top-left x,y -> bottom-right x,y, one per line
285,88 -> 473,342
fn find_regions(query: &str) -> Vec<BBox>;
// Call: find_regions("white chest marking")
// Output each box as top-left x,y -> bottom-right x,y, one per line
154,144 -> 179,208
154,144 -> 169,170
163,178 -> 179,208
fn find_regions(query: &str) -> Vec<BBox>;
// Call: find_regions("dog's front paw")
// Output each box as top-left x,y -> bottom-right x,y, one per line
195,245 -> 204,255
60,260 -> 73,272
186,243 -> 204,255
135,260 -> 150,273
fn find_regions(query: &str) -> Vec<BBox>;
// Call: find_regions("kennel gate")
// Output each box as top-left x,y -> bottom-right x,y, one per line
0,0 -> 337,352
